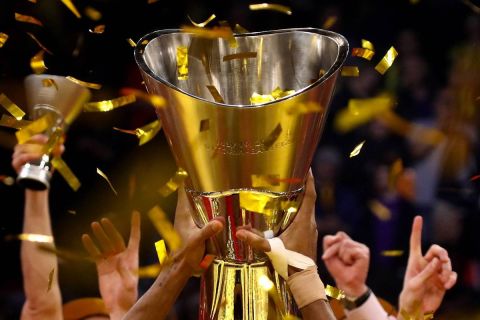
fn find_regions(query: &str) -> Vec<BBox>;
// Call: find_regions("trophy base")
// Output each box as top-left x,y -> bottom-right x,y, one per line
17,161 -> 52,190
199,260 -> 298,320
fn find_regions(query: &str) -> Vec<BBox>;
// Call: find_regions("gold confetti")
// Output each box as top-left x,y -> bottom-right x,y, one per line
322,16 -> 337,29
0,33 -> 8,48
30,50 -> 47,74
60,0 -> 81,18
234,24 -> 249,33
67,210 -> 76,215
127,38 -> 136,48
137,264 -> 161,278
136,120 -> 162,145
47,268 -> 55,292
381,250 -> 404,257
158,168 -> 188,197
16,113 -> 55,144
84,95 -> 136,112
341,66 -> 360,77
155,239 -> 167,265
66,76 -> 101,90
271,87 -> 295,99
368,200 -> 391,221
351,48 -> 375,61
349,140 -> 365,158
188,14 -> 216,28
424,313 -> 434,320
263,123 -> 282,149
251,174 -> 280,187
89,25 -> 105,34
181,26 -> 234,40
206,85 -> 225,103
375,46 -> 398,75
51,157 -> 81,191
120,88 -> 166,109
199,119 -> 210,132
250,92 -> 275,104
15,13 -> 43,26
325,285 -> 345,300
177,46 -> 188,80
223,51 -> 257,61
287,101 -> 323,115
26,32 -> 53,54
361,39 -> 375,51
239,191 -> 275,215
7,233 -> 54,243
463,0 -> 480,13
0,175 -> 15,186
42,78 -> 58,90
258,274 -> 274,291
96,168 -> 118,196
37,243 -> 90,261
148,206 -> 182,251
84,6 -> 102,21
249,3 -> 292,15
0,93 -> 25,120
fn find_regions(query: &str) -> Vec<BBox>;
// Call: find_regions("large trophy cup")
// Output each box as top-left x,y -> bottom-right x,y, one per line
135,28 -> 348,319
17,74 -> 91,190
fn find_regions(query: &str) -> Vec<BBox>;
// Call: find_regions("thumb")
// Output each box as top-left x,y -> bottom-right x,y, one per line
236,229 -> 271,252
412,257 -> 440,288
194,217 -> 224,243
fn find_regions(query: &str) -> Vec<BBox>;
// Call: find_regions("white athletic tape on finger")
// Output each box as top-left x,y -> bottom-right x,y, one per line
263,230 -> 274,239
265,237 -> 316,279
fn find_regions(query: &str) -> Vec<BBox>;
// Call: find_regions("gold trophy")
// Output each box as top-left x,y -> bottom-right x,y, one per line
17,74 -> 91,190
135,28 -> 348,319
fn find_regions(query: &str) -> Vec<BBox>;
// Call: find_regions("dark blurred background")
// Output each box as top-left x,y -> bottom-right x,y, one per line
0,0 -> 479,318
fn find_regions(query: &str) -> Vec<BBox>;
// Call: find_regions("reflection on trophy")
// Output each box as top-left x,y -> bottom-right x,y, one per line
135,28 -> 348,319
17,74 -> 91,190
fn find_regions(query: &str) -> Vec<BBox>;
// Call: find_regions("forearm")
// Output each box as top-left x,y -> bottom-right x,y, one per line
21,190 -> 62,318
300,299 -> 336,320
123,259 -> 191,320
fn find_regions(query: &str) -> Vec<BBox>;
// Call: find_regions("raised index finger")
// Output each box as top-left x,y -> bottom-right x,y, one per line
409,215 -> 423,257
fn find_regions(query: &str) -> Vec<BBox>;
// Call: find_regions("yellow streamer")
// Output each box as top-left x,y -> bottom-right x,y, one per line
181,26 -> 234,40
89,25 -> 105,34
158,168 -> 188,197
148,206 -> 182,251
84,6 -> 102,21
341,66 -> 359,77
84,95 -> 136,112
361,39 -> 375,51
31,50 -> 47,74
351,48 -> 375,61
51,157 -> 81,191
223,52 -> 257,62
155,240 -> 168,265
137,264 -> 161,278
375,46 -> 398,75
96,168 -> 118,196
322,16 -> 337,29
368,200 -> 392,221
0,33 -> 8,48
206,85 -> 225,103
0,93 -> 25,120
66,76 -> 101,89
325,285 -> 345,300
239,191 -> 276,215
0,115 -> 30,129
127,38 -> 136,47
250,92 -> 275,104
16,113 -> 56,144
249,3 -> 292,15
15,13 -> 43,26
136,120 -> 162,145
60,0 -> 81,18
381,250 -> 404,257
349,140 -> 365,158
177,46 -> 188,80
13,233 -> 54,243
188,14 -> 216,27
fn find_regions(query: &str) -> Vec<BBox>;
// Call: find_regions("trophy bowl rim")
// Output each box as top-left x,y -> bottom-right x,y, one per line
134,27 -> 349,109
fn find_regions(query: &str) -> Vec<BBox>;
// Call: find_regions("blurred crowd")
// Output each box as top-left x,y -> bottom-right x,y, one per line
0,0 -> 479,319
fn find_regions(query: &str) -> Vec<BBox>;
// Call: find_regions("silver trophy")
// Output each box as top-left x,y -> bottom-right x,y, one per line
17,74 -> 91,190
135,28 -> 348,319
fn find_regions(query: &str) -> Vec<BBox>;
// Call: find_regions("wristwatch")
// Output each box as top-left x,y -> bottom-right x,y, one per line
342,287 -> 372,310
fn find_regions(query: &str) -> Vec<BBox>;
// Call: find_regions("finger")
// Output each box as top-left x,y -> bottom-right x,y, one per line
444,272 -> 457,290
424,244 -> 449,263
91,221 -> 115,255
192,217 -> 224,244
81,234 -> 102,260
413,257 -> 441,286
236,229 -> 271,252
52,143 -> 65,158
127,210 -> 141,251
338,240 -> 369,264
117,260 -> 137,290
100,218 -> 126,252
27,134 -> 49,144
12,153 -> 45,173
409,215 -> 423,258
336,231 -> 351,240
322,241 -> 341,260
322,234 -> 343,251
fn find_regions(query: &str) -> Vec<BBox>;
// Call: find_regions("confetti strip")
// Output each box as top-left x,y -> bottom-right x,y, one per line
15,13 -> 43,26
322,16 -> 337,29
26,32 -> 53,54
375,46 -> 398,75
177,46 -> 188,80
96,168 -> 118,196
271,87 -> 295,99
30,50 -> 47,74
84,95 -> 136,112
84,6 -> 102,21
263,123 -> 282,149
251,174 -> 280,187
351,48 -> 375,61
234,24 -> 249,33
249,3 -> 292,15
381,250 -> 404,257
47,268 -> 55,292
120,88 -> 166,109
137,264 -> 161,278
6,233 -> 54,243
158,168 -> 188,197
325,285 -> 345,300
239,191 -> 274,215
424,313 -> 434,320
42,78 -> 58,90
136,120 -> 162,145
16,113 -> 55,144
206,85 -> 225,103
51,157 -> 81,191
188,14 -> 216,27
349,140 -> 365,158
341,66 -> 360,77
127,38 -> 136,47
223,51 -> 257,62
250,92 -> 275,104
154,240 -> 167,265
361,39 -> 375,51
368,200 -> 391,221
66,76 -> 101,90
0,93 -> 25,120
89,25 -> 105,34
0,33 -> 8,48
148,206 -> 182,251
60,0 -> 81,18
181,26 -> 234,40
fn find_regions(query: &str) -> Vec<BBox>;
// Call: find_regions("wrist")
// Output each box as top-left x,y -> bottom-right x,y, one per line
342,286 -> 371,311
109,308 -> 130,320
342,283 -> 369,298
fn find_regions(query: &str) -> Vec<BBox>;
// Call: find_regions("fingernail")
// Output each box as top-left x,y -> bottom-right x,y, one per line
211,221 -> 222,233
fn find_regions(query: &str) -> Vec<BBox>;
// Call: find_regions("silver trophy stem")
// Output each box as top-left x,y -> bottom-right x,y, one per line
17,154 -> 52,190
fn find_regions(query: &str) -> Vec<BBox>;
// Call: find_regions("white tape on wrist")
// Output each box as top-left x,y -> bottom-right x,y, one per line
265,237 -> 316,279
